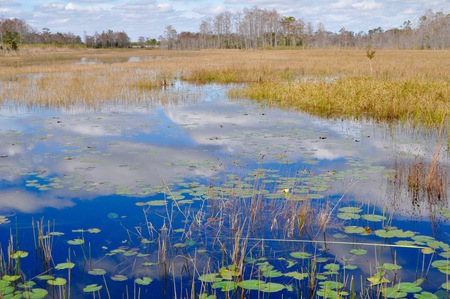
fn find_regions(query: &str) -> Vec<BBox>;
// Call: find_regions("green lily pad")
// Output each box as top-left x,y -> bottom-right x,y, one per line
36,275 -> 54,281
2,275 -> 20,282
338,206 -> 362,214
344,226 -> 366,234
87,228 -> 101,233
22,288 -> 48,299
324,263 -> 340,272
199,273 -> 221,283
88,268 -> 106,276
135,277 -> 152,285
383,287 -> 407,298
414,291 -> 438,299
290,251 -> 311,259
319,281 -> 344,290
211,281 -> 237,291
55,262 -> 75,270
111,274 -> 128,281
10,250 -> 28,259
349,248 -> 367,255
397,282 -> 422,293
237,279 -> 266,290
367,272 -> 390,286
47,278 -> 67,286
362,214 -> 386,222
83,284 -> 103,292
67,238 -> 85,245
337,213 -> 361,220
284,271 -> 308,280
376,263 -> 401,271
260,282 -> 286,293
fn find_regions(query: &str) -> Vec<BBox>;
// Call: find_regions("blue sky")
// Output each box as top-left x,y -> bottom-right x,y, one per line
1,0 -> 450,41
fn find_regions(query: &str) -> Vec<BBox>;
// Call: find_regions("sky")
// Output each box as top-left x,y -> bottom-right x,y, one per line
1,0 -> 450,41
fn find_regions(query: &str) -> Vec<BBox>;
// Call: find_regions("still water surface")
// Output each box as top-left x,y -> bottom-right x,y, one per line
0,83 -> 449,298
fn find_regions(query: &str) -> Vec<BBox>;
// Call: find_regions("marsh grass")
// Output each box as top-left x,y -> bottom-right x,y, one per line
230,77 -> 450,127
2,48 -> 450,127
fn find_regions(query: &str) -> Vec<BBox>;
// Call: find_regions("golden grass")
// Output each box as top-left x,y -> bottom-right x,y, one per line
1,48 -> 450,126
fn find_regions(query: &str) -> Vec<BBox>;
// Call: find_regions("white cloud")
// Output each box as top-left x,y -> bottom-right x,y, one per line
352,0 -> 382,10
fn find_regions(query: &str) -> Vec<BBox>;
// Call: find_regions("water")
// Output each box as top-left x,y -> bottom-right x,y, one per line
0,82 -> 449,298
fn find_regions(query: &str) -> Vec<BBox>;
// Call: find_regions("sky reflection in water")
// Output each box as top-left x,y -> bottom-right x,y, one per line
0,82 -> 449,298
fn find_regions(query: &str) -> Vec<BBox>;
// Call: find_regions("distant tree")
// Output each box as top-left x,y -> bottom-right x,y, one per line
3,30 -> 21,51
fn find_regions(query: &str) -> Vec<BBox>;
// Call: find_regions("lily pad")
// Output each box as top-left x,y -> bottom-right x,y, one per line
260,282 -> 286,293
10,251 -> 28,259
55,262 -> 75,270
349,248 -> 367,255
237,279 -> 266,290
284,271 -> 308,280
88,268 -> 106,276
83,284 -> 103,292
414,291 -> 438,299
344,226 -> 366,234
362,214 -> 386,222
22,289 -> 48,299
67,238 -> 85,245
47,278 -> 67,286
135,277 -> 152,285
211,281 -> 237,291
290,251 -> 311,259
111,274 -> 128,281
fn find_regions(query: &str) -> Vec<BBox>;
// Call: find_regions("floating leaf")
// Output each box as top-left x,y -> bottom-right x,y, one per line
22,288 -> 49,299
414,291 -> 438,299
349,248 -> 367,255
319,281 -> 344,290
55,262 -> 75,270
367,272 -> 389,286
83,284 -> 102,292
211,281 -> 237,291
36,275 -> 54,281
67,238 -> 84,245
421,248 -> 435,254
337,213 -> 361,220
260,282 -> 286,293
344,226 -> 366,234
2,275 -> 20,282
135,277 -> 152,285
323,263 -> 340,272
377,263 -> 402,271
87,228 -> 101,233
10,250 -> 28,259
48,278 -> 67,286
383,287 -> 407,298
338,206 -> 362,214
397,282 -> 422,293
237,279 -> 266,290
362,214 -> 386,222
88,268 -> 106,276
290,251 -> 311,259
111,275 -> 128,281
284,272 -> 308,280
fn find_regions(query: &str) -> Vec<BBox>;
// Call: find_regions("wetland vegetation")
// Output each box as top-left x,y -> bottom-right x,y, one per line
0,48 -> 449,298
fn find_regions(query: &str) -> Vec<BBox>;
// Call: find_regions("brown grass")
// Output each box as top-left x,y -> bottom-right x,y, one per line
1,48 -> 450,126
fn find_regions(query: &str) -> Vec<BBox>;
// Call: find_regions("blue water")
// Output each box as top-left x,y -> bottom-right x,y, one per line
0,83 -> 449,298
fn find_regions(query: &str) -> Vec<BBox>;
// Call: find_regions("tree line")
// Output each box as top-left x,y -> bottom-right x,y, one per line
159,7 -> 450,50
2,7 -> 450,51
0,17 -> 132,51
